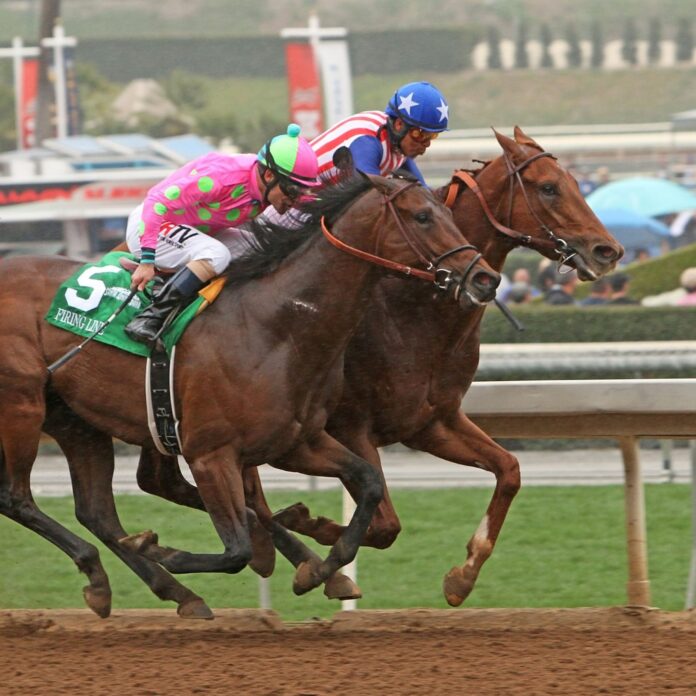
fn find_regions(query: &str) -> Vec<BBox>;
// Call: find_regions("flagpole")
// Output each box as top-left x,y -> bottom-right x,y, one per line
0,37 -> 40,149
41,23 -> 76,139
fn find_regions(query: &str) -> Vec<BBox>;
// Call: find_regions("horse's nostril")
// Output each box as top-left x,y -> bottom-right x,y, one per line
472,271 -> 500,290
595,244 -> 623,261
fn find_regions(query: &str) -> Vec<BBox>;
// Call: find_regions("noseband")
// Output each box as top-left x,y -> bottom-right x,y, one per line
444,151 -> 576,266
321,180 -> 482,298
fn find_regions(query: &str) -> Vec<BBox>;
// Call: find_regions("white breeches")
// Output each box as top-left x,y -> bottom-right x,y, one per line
125,204 -> 253,274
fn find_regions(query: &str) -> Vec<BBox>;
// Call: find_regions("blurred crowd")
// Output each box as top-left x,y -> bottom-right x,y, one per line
498,258 -> 696,308
495,161 -> 696,308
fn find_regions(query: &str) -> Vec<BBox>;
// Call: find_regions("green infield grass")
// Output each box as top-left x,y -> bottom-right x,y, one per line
0,484 -> 691,621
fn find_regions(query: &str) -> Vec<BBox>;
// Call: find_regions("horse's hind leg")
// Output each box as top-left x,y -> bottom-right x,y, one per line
404,412 -> 520,607
0,398 -> 112,617
44,408 -> 213,619
137,448 -> 205,511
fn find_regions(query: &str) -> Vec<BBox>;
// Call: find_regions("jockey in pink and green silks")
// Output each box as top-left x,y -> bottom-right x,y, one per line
123,123 -> 320,344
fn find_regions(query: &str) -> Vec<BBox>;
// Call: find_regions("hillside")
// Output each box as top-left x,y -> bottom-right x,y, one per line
2,2 -> 696,153
355,69 -> 696,129
1,0 -> 695,40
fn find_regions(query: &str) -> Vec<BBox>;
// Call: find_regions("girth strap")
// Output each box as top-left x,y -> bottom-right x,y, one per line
146,340 -> 183,456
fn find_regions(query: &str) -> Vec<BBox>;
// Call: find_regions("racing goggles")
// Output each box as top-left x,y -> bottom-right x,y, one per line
278,177 -> 308,201
408,128 -> 440,143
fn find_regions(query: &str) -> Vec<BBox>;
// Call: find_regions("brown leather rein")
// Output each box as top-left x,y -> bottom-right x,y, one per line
320,180 -> 482,294
443,151 -> 574,261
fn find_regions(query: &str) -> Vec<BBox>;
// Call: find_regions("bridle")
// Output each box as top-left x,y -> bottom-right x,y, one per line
320,179 -> 483,300
443,150 -> 577,268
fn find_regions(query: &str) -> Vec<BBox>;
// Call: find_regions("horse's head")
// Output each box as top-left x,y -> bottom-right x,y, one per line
347,175 -> 500,307
453,127 -> 623,280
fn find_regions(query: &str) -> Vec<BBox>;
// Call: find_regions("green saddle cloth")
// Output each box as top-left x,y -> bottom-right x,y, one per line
45,251 -> 205,357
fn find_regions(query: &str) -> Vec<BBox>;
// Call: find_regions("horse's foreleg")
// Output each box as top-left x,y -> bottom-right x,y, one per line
404,412 -> 520,607
135,448 -> 275,576
137,448 -> 206,511
273,431 -> 401,549
44,413 -> 213,619
244,467 -> 360,600
271,431 -> 383,596
123,445 -> 252,574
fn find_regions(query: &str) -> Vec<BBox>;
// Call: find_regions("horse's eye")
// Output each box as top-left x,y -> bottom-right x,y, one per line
540,183 -> 558,196
414,211 -> 432,224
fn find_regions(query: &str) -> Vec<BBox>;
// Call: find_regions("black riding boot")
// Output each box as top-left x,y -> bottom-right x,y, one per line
125,267 -> 205,344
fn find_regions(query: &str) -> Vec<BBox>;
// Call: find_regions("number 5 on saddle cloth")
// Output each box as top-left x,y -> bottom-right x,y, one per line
45,251 -> 226,456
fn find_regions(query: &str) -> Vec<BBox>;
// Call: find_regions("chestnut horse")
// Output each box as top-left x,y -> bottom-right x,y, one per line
0,174 -> 499,617
269,127 -> 624,604
120,127 -> 624,609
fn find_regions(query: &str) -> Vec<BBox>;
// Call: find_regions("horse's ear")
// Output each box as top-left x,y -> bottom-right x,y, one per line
333,146 -> 354,172
493,128 -> 524,159
513,125 -> 542,150
366,173 -> 391,194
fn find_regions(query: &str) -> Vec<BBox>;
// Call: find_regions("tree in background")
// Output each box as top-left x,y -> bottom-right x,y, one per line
621,18 -> 638,66
515,20 -> 529,69
676,19 -> 694,63
566,23 -> 582,67
647,18 -> 662,64
233,113 -> 287,152
487,25 -> 502,69
590,19 -> 604,68
163,70 -> 207,111
540,23 -> 553,68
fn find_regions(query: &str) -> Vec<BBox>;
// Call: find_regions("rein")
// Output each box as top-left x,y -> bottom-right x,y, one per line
320,180 -> 482,293
443,151 -> 575,263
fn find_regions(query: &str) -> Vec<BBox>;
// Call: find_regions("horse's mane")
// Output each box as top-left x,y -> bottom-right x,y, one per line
223,173 -> 373,285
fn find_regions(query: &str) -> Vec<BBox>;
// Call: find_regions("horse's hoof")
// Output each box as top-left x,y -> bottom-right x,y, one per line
119,529 -> 158,553
273,502 -> 310,529
324,572 -> 362,601
249,548 -> 276,578
177,597 -> 214,620
83,585 -> 111,618
293,559 -> 322,596
443,566 -> 476,607
248,527 -> 276,578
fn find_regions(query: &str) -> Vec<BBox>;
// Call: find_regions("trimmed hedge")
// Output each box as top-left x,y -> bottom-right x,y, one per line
483,243 -> 696,343
481,304 -> 696,343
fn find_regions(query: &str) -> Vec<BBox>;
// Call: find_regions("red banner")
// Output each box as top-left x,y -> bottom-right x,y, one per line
284,42 -> 323,139
20,57 -> 39,148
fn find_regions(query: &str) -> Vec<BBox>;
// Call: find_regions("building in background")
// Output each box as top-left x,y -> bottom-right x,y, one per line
0,132 -> 214,258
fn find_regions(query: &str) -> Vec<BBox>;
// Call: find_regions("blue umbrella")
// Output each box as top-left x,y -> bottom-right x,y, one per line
594,208 -> 671,258
586,177 -> 696,217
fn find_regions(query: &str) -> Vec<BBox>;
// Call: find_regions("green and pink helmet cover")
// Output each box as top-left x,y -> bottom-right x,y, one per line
257,123 -> 320,188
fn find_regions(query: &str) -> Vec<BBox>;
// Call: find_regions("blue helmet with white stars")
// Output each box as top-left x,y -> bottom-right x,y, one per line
385,82 -> 449,132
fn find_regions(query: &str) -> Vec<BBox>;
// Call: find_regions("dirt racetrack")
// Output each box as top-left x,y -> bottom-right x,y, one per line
2,607 -> 696,695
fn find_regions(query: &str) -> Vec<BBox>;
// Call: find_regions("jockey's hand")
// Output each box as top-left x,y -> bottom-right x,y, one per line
131,263 -> 155,292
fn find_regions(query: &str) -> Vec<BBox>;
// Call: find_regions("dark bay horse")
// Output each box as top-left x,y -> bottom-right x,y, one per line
254,127 -> 625,603
0,174 -> 499,617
